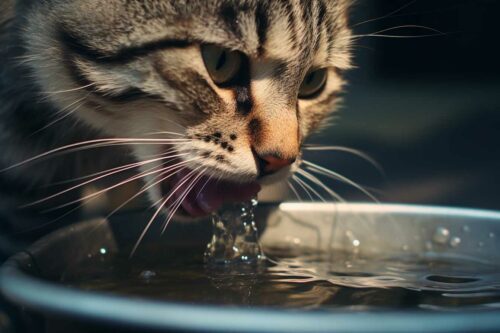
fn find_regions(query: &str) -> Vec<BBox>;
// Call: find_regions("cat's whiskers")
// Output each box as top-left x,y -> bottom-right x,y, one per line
143,158 -> 201,196
22,152 -> 190,209
291,175 -> 315,202
149,113 -> 188,132
287,180 -> 303,202
47,147 -> 179,186
302,160 -> 379,203
195,173 -> 215,202
50,140 -> 190,161
0,138 -> 192,172
13,51 -> 59,68
10,158 -> 198,235
161,168 -> 207,235
293,173 -> 327,202
131,165 -> 204,256
165,169 -> 203,214
296,168 -> 345,202
142,154 -> 198,187
143,130 -> 187,137
139,149 -> 181,161
352,0 -> 418,28
30,93 -> 91,135
149,163 -> 206,212
38,84 -> 187,134
43,83 -> 97,95
105,158 -> 203,222
349,25 -> 445,40
303,145 -> 385,177
40,156 -> 197,213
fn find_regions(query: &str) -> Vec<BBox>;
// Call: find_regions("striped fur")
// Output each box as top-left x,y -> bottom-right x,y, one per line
0,0 -> 353,234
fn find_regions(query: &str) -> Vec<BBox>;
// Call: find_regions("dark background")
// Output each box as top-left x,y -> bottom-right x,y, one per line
303,0 -> 500,210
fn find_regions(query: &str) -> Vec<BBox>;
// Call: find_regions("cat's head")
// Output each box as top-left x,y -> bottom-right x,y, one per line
22,0 -> 352,216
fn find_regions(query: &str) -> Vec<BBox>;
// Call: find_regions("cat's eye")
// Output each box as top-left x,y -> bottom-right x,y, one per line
201,44 -> 242,85
298,68 -> 328,99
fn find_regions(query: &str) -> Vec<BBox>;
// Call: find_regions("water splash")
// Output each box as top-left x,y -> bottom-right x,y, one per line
204,198 -> 266,266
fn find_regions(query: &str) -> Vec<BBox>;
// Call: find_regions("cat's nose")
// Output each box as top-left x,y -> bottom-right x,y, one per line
257,153 -> 296,176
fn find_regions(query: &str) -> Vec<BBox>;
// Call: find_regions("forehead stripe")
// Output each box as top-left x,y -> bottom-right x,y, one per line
219,3 -> 242,39
58,25 -> 189,64
281,1 -> 300,50
299,0 -> 313,43
315,0 -> 327,52
255,1 -> 270,56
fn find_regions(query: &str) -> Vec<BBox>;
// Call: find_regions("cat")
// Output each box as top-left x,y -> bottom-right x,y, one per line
0,0 -> 353,256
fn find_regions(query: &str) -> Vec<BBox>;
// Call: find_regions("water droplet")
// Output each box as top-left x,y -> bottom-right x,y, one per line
489,232 -> 496,239
352,239 -> 360,247
462,225 -> 470,233
402,245 -> 409,251
140,270 -> 156,280
205,199 -> 264,266
425,241 -> 433,250
478,241 -> 484,248
433,227 -> 450,245
99,248 -> 107,255
450,237 -> 461,247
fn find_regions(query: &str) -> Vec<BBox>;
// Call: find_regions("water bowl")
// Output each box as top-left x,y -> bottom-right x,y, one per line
1,203 -> 500,332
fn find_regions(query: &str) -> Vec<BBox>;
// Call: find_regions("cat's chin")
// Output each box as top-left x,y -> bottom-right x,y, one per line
160,168 -> 261,218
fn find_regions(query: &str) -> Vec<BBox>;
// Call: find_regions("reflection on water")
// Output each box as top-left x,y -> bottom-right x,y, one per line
61,246 -> 500,311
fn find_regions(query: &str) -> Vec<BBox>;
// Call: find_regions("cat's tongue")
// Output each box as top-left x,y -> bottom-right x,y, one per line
167,169 -> 261,217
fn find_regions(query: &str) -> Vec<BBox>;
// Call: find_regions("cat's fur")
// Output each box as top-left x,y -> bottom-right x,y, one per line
0,0 -> 352,254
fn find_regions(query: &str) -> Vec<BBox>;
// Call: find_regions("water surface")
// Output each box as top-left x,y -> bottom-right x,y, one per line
61,246 -> 500,311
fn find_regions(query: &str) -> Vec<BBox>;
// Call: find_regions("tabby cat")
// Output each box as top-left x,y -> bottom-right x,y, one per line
0,0 -> 352,255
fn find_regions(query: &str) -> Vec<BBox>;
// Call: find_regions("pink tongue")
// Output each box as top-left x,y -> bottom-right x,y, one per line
169,170 -> 261,217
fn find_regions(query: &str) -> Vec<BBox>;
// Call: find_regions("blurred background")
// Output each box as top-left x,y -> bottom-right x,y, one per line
300,0 -> 500,210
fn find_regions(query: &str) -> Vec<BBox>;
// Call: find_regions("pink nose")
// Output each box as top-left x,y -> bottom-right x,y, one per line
258,154 -> 296,176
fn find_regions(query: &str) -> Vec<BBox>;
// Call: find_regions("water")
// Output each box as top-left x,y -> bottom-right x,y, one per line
61,245 -> 500,311
204,199 -> 265,266
450,237 -> 461,248
58,204 -> 500,312
432,227 -> 451,245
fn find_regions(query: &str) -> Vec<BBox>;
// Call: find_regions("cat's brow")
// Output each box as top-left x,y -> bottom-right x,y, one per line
58,26 -> 191,64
